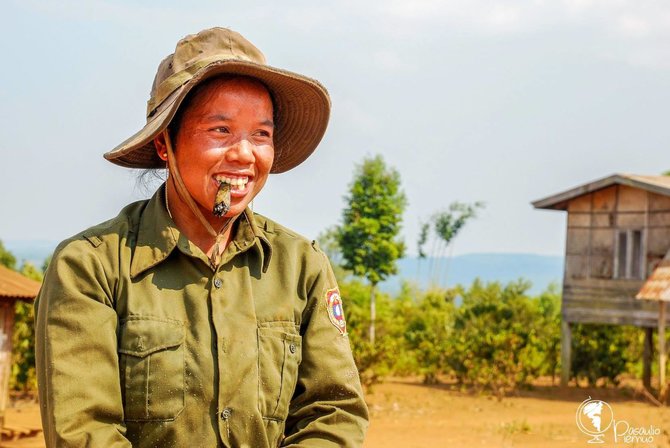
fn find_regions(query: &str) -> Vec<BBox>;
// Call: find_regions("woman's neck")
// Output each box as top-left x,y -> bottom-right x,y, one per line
164,180 -> 235,259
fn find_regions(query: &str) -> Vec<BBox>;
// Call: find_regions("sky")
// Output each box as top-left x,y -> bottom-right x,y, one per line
1,0 -> 670,256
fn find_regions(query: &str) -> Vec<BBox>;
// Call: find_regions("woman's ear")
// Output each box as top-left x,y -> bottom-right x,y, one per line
155,131 -> 168,162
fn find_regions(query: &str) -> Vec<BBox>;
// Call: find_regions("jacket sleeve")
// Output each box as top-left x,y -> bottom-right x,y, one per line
35,239 -> 132,447
282,245 -> 369,447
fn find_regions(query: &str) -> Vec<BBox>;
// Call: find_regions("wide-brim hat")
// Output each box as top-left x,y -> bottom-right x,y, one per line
104,27 -> 331,174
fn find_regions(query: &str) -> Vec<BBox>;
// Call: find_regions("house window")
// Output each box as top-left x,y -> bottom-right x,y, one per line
615,229 -> 644,279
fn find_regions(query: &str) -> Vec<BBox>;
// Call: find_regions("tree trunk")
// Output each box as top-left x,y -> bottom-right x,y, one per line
369,283 -> 377,346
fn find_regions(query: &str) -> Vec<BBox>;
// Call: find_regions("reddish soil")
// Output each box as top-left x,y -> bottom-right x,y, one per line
364,378 -> 670,448
3,378 -> 670,447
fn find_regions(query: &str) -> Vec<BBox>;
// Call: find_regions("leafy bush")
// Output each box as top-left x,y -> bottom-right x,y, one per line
341,280 -> 400,390
342,277 -> 564,396
10,262 -> 42,392
446,280 -> 558,398
403,286 -> 456,383
570,323 -> 642,386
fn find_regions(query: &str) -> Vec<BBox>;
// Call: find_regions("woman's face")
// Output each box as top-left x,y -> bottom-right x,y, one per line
165,76 -> 275,218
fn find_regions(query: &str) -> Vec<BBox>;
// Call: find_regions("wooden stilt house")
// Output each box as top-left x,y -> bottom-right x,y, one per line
532,174 -> 670,386
0,265 -> 39,427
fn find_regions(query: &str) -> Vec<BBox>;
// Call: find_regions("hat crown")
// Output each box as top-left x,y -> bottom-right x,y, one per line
148,28 -> 267,116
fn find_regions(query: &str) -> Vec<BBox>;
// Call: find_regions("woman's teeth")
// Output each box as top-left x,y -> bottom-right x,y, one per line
215,176 -> 249,191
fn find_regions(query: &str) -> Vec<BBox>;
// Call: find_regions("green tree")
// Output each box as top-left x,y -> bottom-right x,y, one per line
0,240 -> 16,269
337,155 -> 406,345
11,262 -> 42,392
416,221 -> 430,282
430,201 -> 484,285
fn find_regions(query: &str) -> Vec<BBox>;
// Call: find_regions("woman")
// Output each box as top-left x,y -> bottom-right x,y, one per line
35,27 -> 368,447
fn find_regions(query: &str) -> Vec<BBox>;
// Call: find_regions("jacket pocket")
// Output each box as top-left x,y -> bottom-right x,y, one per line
118,317 -> 185,421
257,324 -> 302,421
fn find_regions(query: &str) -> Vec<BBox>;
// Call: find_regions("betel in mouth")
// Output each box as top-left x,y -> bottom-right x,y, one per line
213,181 -> 231,217
212,175 -> 250,217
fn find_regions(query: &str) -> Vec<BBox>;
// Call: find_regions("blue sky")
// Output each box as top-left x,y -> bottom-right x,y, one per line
2,0 -> 670,256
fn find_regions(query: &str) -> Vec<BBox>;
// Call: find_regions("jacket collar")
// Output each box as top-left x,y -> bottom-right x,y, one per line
130,184 -> 272,278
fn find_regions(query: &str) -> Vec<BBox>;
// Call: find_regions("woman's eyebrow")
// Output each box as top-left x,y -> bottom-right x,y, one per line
204,114 -> 274,128
204,114 -> 230,122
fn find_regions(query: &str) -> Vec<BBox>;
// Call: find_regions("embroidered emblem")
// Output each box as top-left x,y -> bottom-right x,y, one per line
326,288 -> 346,335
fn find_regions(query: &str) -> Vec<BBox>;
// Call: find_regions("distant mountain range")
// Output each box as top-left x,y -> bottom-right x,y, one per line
3,240 -> 563,295
378,253 -> 563,295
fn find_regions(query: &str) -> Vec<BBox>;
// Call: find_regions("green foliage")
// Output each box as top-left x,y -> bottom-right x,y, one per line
432,202 -> 484,248
342,276 -> 565,395
0,241 -> 42,393
420,202 -> 484,286
417,222 -> 430,259
341,280 -> 396,390
337,155 -> 406,286
404,286 -> 456,383
446,280 -> 559,398
570,323 -> 642,386
11,262 -> 42,392
0,239 -> 17,269
343,272 -> 643,395
533,285 -> 562,382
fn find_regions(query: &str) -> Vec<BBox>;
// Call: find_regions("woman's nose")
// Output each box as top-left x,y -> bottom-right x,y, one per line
225,138 -> 255,164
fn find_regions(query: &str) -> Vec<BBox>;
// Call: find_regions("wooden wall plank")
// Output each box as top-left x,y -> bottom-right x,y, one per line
565,254 -> 588,280
649,192 -> 670,211
567,228 -> 590,255
593,186 -> 617,211
647,228 -> 670,257
568,194 -> 592,212
618,185 -> 647,212
568,213 -> 591,227
617,212 -> 646,228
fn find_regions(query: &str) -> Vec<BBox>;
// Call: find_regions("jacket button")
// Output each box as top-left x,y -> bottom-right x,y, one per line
289,343 -> 297,354
213,278 -> 223,289
220,408 -> 232,420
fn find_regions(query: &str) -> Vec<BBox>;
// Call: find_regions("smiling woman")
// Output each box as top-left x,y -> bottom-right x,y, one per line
34,27 -> 368,448
154,76 -> 276,265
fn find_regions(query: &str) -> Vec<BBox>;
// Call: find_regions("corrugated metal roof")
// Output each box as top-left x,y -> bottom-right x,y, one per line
637,254 -> 670,302
0,265 -> 40,301
532,173 -> 670,210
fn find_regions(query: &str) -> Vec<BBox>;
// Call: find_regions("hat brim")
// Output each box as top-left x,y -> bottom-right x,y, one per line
103,60 -> 330,174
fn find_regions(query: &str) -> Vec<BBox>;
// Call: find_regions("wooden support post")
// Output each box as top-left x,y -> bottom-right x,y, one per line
643,327 -> 653,391
561,320 -> 572,387
660,301 -> 667,403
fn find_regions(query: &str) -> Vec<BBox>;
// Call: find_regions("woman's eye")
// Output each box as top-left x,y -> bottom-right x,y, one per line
213,127 -> 229,133
255,130 -> 271,138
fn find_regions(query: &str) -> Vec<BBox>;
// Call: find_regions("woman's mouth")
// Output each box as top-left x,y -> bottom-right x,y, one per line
215,175 -> 249,192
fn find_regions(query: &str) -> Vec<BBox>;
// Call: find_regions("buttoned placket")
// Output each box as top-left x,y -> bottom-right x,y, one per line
209,228 -> 261,447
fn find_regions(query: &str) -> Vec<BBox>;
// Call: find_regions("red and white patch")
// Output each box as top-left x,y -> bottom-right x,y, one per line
325,288 -> 346,335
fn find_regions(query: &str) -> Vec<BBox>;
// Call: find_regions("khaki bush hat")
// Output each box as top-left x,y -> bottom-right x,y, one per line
104,27 -> 331,174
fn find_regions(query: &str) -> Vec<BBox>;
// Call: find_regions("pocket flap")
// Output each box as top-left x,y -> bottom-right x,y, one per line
119,317 -> 184,357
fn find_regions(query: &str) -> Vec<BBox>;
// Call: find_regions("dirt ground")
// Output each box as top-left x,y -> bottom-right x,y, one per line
2,378 -> 670,447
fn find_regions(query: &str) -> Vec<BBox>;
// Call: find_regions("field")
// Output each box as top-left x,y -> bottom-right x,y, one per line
2,378 -> 669,448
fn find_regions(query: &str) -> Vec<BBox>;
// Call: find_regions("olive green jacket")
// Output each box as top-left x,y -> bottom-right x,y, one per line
35,186 -> 368,447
